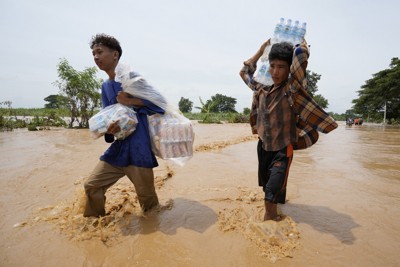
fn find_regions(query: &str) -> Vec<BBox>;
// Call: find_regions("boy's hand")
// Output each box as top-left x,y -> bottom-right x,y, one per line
107,121 -> 120,135
258,38 -> 271,53
117,91 -> 144,107
244,38 -> 271,66
117,91 -> 133,105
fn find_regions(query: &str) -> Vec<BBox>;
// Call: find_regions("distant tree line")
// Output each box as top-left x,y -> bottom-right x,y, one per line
3,59 -> 345,130
351,57 -> 400,124
177,70 -> 332,123
0,100 -> 67,131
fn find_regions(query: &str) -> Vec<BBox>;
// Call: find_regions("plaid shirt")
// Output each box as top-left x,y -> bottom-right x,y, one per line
240,42 -> 338,151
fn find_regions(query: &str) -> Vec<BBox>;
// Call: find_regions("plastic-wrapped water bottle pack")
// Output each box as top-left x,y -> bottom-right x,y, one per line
148,110 -> 194,166
254,18 -> 307,86
114,63 -> 195,166
89,103 -> 138,140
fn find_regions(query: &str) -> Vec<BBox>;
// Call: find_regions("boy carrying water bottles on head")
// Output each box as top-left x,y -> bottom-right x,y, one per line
239,22 -> 337,221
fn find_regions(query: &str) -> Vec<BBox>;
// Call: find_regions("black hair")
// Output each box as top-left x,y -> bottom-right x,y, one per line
268,42 -> 293,66
90,34 -> 122,59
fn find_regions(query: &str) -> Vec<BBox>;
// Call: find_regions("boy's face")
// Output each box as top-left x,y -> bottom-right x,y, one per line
269,59 -> 290,86
92,44 -> 118,72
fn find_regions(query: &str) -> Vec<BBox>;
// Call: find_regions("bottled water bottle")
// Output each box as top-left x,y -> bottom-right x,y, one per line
272,17 -> 285,43
256,64 -> 270,85
254,18 -> 284,84
260,18 -> 284,62
282,19 -> 292,41
297,22 -> 307,44
254,18 -> 307,86
291,20 -> 300,44
255,52 -> 273,85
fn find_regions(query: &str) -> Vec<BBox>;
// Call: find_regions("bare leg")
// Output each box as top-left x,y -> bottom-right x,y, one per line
264,200 -> 278,221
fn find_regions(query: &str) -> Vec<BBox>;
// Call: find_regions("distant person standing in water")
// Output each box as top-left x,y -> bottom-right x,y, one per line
83,34 -> 165,217
240,38 -> 337,221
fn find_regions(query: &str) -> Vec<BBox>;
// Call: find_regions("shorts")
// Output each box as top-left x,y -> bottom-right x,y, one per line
257,139 -> 293,204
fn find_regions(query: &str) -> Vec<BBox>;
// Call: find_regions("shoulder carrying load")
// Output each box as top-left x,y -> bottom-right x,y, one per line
89,103 -> 138,140
115,63 -> 194,166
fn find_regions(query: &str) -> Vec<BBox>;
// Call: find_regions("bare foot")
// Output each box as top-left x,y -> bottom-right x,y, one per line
264,201 -> 278,221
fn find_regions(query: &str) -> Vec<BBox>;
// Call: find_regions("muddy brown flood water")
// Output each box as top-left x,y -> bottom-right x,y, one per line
0,122 -> 399,266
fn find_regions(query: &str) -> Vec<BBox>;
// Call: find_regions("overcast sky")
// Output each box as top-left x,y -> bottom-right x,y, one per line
1,0 -> 399,113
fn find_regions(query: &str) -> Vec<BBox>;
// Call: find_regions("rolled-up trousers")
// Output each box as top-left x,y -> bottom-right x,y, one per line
83,160 -> 159,217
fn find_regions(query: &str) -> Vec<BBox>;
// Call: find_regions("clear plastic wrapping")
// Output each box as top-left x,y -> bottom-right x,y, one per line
115,63 -> 168,111
148,109 -> 194,166
89,103 -> 138,140
115,62 -> 194,166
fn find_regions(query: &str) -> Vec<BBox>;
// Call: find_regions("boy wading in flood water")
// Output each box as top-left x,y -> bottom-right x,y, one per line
83,34 -> 166,217
240,39 -> 337,221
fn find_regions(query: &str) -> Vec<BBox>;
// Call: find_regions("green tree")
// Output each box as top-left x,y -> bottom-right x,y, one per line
312,95 -> 328,110
44,94 -> 69,109
306,70 -> 329,109
306,70 -> 321,97
195,97 -> 220,123
54,58 -> 102,128
352,57 -> 400,123
204,94 -> 237,113
178,97 -> 193,113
